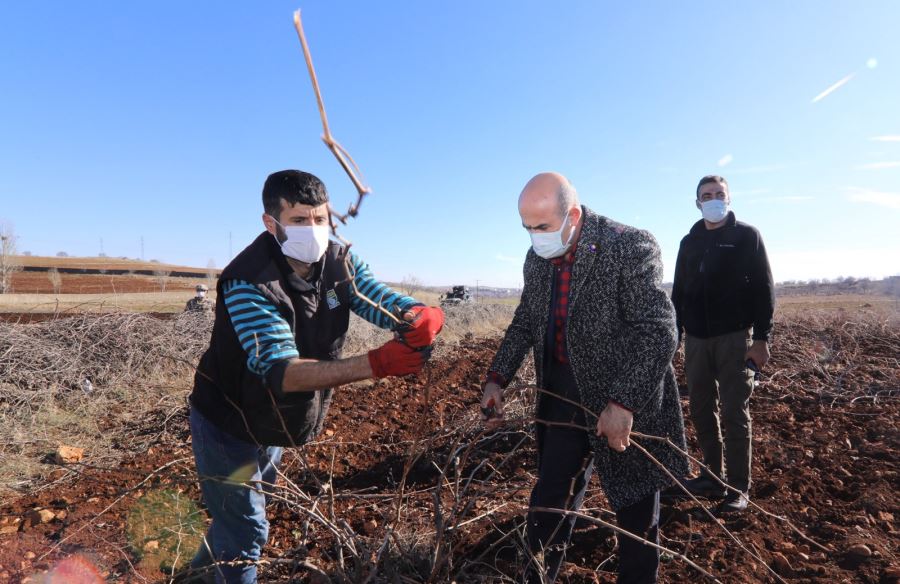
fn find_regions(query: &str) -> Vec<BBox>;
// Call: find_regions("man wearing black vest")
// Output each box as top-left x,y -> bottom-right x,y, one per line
670,175 -> 775,514
185,170 -> 444,583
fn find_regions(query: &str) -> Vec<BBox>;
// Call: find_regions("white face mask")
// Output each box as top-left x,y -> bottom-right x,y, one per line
700,199 -> 729,223
271,217 -> 331,264
529,210 -> 576,259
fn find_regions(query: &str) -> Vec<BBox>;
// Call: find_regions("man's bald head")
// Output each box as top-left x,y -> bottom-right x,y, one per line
518,172 -> 583,258
518,172 -> 579,219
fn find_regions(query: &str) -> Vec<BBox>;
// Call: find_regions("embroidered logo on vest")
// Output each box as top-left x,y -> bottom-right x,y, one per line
326,288 -> 341,309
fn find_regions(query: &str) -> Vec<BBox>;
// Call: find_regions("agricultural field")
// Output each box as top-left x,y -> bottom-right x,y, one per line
0,294 -> 896,583
7,256 -> 216,293
1,256 -> 218,315
3,1 -> 899,581
8,256 -> 209,272
0,256 -> 522,316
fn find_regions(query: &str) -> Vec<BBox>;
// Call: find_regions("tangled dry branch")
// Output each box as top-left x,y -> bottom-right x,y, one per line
763,311 -> 899,405
0,312 -> 211,393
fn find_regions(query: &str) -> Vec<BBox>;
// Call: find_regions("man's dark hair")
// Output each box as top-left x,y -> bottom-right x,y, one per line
696,175 -> 729,199
262,170 -> 329,218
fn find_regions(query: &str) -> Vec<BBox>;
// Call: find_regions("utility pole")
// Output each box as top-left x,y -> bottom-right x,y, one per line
99,237 -> 104,256
475,279 -> 480,303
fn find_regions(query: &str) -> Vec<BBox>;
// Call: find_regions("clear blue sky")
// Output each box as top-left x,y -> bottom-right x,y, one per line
2,1 -> 898,288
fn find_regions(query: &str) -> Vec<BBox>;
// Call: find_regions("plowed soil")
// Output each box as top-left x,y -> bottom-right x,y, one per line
10,271 -> 201,294
0,334 -> 897,583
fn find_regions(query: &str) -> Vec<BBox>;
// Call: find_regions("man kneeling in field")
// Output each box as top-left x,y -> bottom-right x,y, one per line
184,170 -> 444,583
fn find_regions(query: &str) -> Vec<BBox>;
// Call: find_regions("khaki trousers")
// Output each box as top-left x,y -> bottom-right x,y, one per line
684,329 -> 755,492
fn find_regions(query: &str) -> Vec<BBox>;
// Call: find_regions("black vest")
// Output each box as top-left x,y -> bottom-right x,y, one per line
190,232 -> 352,446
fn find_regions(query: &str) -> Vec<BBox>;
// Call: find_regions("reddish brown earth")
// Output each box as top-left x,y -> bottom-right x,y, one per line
10,257 -> 205,272
0,336 -> 897,583
7,255 -> 217,294
10,271 -> 201,294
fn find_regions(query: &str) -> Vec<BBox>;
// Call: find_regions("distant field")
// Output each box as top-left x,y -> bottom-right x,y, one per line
11,255 -> 212,272
4,256 -> 892,318
5,254 -> 216,295
1,289 -> 894,317
10,271 -> 211,294
0,291 -> 215,315
776,293 -> 898,318
0,288 -> 518,315
0,293 -> 522,318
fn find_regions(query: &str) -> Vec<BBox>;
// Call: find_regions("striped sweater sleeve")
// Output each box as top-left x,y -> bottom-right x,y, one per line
222,280 -> 299,377
348,252 -> 420,330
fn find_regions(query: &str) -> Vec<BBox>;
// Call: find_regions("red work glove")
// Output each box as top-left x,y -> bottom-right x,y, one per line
399,305 -> 445,348
368,340 -> 428,378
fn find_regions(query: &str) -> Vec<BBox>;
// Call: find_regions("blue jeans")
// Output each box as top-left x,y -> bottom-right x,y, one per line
189,407 -> 284,584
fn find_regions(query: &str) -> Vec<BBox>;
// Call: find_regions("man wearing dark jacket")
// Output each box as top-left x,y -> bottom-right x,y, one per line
480,172 -> 688,584
186,170 -> 444,583
671,174 -> 775,514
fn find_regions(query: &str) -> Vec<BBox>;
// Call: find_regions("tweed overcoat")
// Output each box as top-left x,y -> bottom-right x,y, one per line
489,206 -> 689,510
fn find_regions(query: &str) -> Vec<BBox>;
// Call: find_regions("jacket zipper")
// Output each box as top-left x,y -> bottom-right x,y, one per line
701,232 -> 713,337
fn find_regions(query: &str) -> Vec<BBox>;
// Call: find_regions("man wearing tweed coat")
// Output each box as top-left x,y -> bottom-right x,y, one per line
480,172 -> 688,584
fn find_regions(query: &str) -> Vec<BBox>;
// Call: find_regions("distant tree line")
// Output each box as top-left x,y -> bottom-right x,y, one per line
776,276 -> 900,297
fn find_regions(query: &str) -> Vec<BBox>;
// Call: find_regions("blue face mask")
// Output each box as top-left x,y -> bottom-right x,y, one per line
700,199 -> 729,223
529,210 -> 575,259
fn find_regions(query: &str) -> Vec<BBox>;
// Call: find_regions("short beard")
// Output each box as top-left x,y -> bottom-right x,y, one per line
272,221 -> 288,245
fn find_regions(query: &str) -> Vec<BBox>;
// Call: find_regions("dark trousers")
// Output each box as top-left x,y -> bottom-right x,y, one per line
616,492 -> 660,584
684,330 -> 754,492
526,422 -> 593,583
526,361 -> 660,583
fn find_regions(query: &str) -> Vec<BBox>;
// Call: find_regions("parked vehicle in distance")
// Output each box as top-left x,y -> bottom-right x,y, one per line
440,285 -> 472,306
